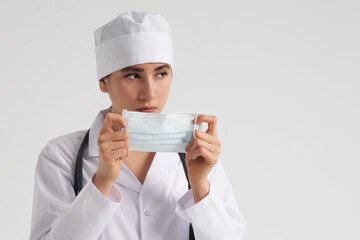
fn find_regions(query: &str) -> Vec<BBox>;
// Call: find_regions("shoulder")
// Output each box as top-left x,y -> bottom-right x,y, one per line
39,129 -> 88,168
48,129 -> 88,151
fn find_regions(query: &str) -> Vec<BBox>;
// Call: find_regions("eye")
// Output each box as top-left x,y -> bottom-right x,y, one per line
125,73 -> 139,79
156,72 -> 168,78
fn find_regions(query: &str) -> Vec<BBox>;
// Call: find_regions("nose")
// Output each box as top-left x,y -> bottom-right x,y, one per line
138,75 -> 157,102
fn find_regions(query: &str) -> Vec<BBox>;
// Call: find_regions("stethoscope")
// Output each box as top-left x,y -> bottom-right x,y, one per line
73,128 -> 195,240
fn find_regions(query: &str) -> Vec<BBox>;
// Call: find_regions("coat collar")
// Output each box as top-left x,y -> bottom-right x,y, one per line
115,152 -> 181,194
87,106 -> 112,158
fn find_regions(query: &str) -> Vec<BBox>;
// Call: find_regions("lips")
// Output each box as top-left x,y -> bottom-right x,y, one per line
136,106 -> 157,112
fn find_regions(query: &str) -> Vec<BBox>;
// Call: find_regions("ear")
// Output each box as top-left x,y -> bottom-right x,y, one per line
99,78 -> 109,93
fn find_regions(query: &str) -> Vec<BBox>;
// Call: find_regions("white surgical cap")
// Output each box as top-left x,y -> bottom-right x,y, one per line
94,11 -> 174,80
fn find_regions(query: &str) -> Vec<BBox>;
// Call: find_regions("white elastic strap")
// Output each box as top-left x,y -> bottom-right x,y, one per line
193,113 -> 199,139
120,109 -> 127,131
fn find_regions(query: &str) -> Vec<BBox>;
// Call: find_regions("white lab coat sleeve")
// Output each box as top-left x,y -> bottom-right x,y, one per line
30,142 -> 123,240
175,160 -> 246,240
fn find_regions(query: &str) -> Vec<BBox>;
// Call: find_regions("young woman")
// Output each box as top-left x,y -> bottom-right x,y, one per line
30,11 -> 245,240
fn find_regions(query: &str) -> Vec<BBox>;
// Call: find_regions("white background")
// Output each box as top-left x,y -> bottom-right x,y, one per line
1,0 -> 359,239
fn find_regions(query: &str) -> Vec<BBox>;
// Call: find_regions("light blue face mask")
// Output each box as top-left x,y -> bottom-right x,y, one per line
121,109 -> 206,152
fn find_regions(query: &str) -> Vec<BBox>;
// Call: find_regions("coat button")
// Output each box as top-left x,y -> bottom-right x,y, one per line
144,211 -> 150,216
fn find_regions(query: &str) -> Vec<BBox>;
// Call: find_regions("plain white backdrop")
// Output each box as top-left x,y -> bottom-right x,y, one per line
1,0 -> 359,239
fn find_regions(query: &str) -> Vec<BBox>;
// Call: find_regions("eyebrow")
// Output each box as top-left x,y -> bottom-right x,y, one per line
120,64 -> 170,73
155,64 -> 170,71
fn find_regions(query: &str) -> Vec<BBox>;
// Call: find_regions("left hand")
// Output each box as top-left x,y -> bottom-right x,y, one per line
185,114 -> 221,189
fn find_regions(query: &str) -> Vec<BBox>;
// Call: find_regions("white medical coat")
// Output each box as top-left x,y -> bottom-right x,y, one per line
30,107 -> 245,240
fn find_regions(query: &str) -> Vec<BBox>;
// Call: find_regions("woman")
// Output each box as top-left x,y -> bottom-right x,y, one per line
30,11 -> 245,240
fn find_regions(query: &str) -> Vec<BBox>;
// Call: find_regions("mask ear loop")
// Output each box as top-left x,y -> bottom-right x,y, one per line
120,109 -> 127,131
193,113 -> 199,139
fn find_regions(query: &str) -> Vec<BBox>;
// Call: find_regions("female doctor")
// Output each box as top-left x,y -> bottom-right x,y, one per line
30,11 -> 245,240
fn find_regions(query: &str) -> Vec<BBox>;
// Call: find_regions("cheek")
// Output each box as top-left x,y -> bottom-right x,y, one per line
110,83 -> 137,101
159,80 -> 171,96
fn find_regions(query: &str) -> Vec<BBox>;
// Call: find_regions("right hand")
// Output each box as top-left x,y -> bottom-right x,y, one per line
92,112 -> 129,196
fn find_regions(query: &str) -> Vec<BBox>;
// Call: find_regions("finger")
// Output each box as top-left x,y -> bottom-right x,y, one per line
115,142 -> 130,159
112,130 -> 130,141
97,131 -> 129,145
113,148 -> 127,167
99,131 -> 129,142
98,140 -> 129,152
112,148 -> 127,162
102,148 -> 128,163
194,130 -> 221,146
193,114 -> 217,137
189,138 -> 218,156
191,147 -> 216,165
185,135 -> 195,153
100,113 -> 127,134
